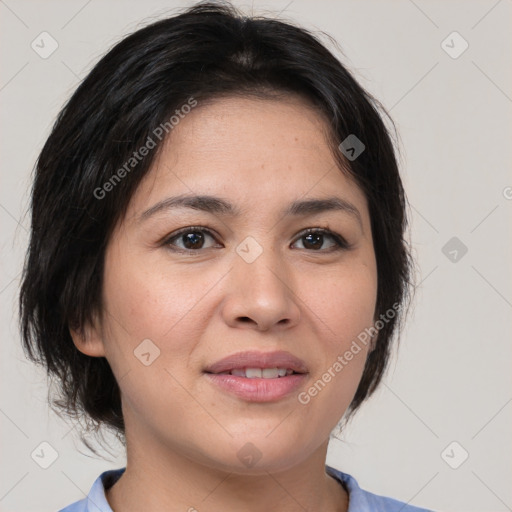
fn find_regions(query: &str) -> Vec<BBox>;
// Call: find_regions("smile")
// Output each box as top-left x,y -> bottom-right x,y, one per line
215,367 -> 296,378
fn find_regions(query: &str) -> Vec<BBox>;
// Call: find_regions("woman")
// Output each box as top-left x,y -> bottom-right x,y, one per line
19,2 -> 433,510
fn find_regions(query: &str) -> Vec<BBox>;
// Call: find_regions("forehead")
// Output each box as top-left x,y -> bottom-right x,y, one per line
160,95 -> 334,174
126,95 -> 368,221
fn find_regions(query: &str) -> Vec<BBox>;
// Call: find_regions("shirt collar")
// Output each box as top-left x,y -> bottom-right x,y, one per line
78,465 -> 391,512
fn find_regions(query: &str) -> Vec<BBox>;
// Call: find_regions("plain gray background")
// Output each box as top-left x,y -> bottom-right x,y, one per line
1,1 -> 511,511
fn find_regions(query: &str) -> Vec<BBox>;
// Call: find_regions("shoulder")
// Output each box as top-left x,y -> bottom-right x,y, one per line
326,465 -> 436,512
58,468 -> 125,512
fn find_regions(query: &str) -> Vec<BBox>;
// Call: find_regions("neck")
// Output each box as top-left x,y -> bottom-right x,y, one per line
106,427 -> 348,512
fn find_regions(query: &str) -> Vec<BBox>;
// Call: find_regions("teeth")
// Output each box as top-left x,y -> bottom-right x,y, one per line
227,367 -> 295,378
262,368 -> 279,378
245,368 -> 262,378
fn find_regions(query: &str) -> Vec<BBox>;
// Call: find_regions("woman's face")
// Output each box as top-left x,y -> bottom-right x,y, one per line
79,95 -> 378,473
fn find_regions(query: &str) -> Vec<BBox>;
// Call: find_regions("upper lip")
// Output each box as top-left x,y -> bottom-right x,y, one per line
204,350 -> 309,374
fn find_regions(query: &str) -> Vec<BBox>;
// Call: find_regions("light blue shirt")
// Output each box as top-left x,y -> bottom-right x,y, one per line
59,465 -> 434,511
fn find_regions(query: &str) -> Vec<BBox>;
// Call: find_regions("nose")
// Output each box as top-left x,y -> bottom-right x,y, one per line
220,246 -> 301,332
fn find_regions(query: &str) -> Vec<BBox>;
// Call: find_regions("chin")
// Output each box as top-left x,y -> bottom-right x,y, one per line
198,431 -> 321,476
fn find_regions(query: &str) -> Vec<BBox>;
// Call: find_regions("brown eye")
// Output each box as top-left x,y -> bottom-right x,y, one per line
165,227 -> 219,251
180,231 -> 206,249
292,229 -> 349,251
302,232 -> 326,250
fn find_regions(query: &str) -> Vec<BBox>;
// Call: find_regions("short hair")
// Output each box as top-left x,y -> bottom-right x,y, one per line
19,0 -> 412,439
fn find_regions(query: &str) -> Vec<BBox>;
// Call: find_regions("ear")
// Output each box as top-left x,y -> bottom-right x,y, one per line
69,313 -> 106,357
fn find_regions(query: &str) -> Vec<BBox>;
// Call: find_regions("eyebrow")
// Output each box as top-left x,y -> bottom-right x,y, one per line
138,194 -> 362,226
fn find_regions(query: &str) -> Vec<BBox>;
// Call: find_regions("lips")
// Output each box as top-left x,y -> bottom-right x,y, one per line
203,350 -> 309,402
203,350 -> 309,375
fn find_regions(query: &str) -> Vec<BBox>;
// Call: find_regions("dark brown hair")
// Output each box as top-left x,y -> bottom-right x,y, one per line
19,0 -> 412,443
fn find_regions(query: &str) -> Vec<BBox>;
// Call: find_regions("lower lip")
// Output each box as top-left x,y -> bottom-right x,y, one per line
204,373 -> 308,402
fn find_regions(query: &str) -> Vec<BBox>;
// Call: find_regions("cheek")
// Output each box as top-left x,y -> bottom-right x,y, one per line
295,259 -> 377,417
99,247 -> 229,394
302,259 -> 378,347
99,252 -> 207,417
102,251 -> 217,340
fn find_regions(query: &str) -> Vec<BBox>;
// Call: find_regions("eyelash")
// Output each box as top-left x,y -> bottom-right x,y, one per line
162,225 -> 350,254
